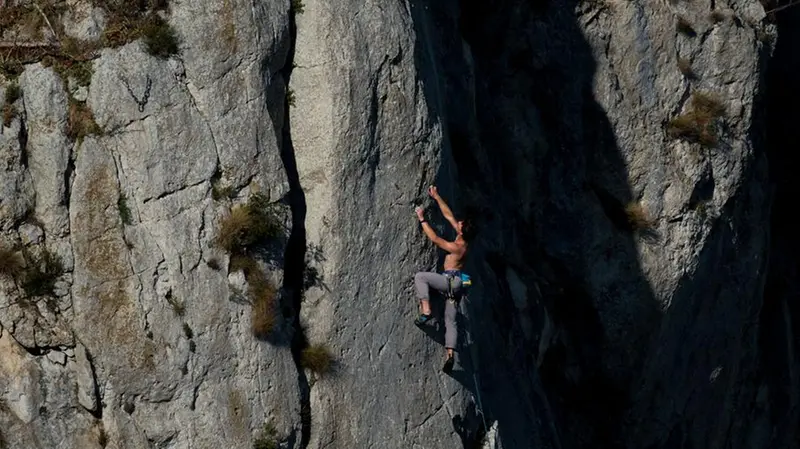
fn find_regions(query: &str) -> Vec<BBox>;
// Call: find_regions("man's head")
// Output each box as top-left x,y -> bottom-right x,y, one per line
457,216 -> 476,242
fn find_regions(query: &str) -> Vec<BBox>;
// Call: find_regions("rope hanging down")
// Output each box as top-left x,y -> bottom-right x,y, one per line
766,0 -> 800,14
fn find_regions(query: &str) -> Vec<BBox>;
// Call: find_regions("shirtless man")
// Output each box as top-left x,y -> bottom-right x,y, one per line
413,185 -> 475,373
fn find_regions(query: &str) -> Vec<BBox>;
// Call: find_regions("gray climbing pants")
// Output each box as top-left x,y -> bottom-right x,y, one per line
414,271 -> 462,350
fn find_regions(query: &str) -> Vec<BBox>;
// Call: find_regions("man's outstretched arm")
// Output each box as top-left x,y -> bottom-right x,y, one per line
416,206 -> 459,253
428,186 -> 459,231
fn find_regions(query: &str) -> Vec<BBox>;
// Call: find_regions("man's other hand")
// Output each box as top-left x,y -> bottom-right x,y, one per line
415,206 -> 425,221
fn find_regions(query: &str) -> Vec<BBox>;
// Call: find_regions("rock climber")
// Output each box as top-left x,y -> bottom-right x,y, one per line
413,185 -> 475,373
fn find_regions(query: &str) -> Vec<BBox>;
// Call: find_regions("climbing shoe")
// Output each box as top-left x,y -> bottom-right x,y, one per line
414,313 -> 434,326
442,354 -> 455,374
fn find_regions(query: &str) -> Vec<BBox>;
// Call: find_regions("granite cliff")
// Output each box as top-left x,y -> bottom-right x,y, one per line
0,0 -> 796,448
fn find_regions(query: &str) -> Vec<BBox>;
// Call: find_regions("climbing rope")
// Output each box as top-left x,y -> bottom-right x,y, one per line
766,0 -> 800,14
472,370 -> 489,437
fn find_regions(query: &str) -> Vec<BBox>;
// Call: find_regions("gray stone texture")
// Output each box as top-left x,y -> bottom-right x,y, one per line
0,0 -> 795,448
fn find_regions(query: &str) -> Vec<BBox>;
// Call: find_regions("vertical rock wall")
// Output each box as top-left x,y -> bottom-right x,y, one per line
0,0 -> 796,448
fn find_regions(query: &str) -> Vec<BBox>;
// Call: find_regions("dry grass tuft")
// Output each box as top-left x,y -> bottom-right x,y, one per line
300,344 -> 334,374
2,104 -> 16,127
118,193 -> 132,225
0,2 -> 99,80
291,0 -> 305,14
0,1 -> 179,83
215,206 -> 254,253
286,89 -> 296,107
211,182 -> 235,201
253,422 -> 279,449
214,193 -> 282,254
4,83 -> 21,104
19,247 -> 64,297
216,193 -> 283,339
0,246 -> 25,278
67,98 -> 102,141
141,15 -> 179,58
101,6 -> 179,59
624,202 -> 654,231
666,92 -> 726,147
2,82 -> 21,127
251,281 -> 277,339
230,254 -> 278,338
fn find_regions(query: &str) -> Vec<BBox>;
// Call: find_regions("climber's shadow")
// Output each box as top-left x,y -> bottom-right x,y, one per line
408,0 -> 667,446
452,401 -> 488,449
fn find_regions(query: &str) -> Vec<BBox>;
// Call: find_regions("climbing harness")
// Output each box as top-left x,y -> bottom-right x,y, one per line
443,270 -> 472,301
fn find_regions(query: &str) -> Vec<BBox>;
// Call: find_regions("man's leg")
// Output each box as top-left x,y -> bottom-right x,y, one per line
413,271 -> 449,318
442,297 -> 458,372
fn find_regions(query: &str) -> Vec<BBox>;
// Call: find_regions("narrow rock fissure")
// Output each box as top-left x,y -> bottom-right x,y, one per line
18,117 -> 29,169
278,4 -> 311,448
85,347 -> 103,419
63,150 -> 75,208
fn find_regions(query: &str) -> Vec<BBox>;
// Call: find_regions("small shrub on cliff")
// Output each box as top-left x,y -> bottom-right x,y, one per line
291,0 -> 305,14
211,182 -> 235,201
253,422 -> 278,449
301,344 -> 334,374
624,202 -> 654,231
216,207 -> 254,253
0,246 -> 25,278
142,15 -> 180,59
54,57 -> 94,87
100,2 -> 179,58
4,83 -> 21,105
215,194 -> 282,254
2,104 -> 16,127
249,267 -> 278,338
230,254 -> 279,337
101,9 -> 146,48
97,426 -> 108,447
2,82 -> 21,127
286,89 -> 296,107
0,2 -> 101,80
67,98 -> 102,142
20,247 -> 64,297
118,193 -> 133,225
666,92 -> 725,147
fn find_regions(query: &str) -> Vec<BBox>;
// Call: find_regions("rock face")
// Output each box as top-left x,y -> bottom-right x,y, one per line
2,0 -> 298,448
0,0 -> 796,448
